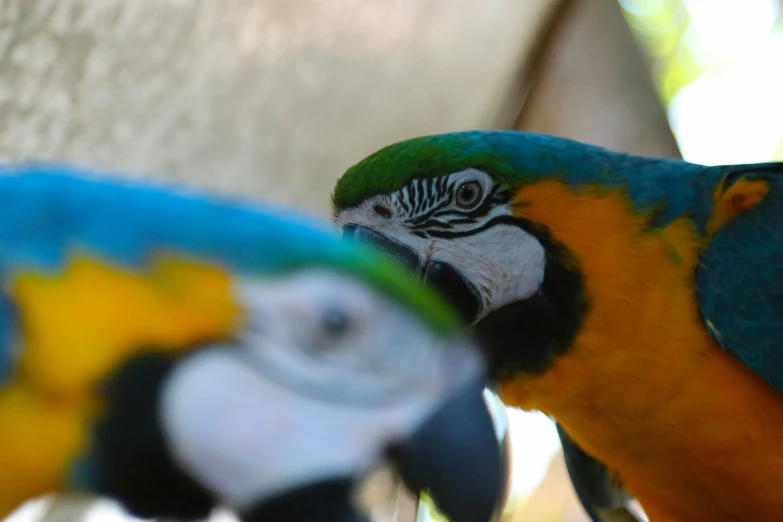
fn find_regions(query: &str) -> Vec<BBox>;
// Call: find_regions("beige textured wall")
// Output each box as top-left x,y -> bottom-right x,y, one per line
0,1 -> 563,521
0,0 -> 557,217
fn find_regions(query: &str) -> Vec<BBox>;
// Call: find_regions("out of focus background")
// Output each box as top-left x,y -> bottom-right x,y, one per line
0,1 -> 781,521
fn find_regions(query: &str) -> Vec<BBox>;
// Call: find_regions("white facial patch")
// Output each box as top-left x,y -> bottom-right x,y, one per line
160,271 -> 485,511
160,348 -> 437,511
429,223 -> 545,317
336,169 -> 547,321
232,272 -> 481,404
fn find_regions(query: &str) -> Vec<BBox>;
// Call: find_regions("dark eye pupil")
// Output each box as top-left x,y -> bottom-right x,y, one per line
456,182 -> 481,207
322,307 -> 351,338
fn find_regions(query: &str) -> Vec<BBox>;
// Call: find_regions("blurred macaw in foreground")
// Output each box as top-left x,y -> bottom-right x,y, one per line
331,130 -> 783,522
0,164 -> 505,522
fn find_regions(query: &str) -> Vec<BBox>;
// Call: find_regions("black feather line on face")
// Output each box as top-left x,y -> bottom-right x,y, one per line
453,216 -> 587,379
436,176 -> 447,199
406,185 -> 588,378
425,215 -> 519,239
356,170 -> 586,378
432,189 -> 508,221
398,192 -> 411,214
441,218 -> 478,226
90,348 -> 218,520
412,180 -> 423,214
391,175 -> 512,231
428,177 -> 437,203
402,194 -> 589,379
408,197 -> 455,226
411,219 -> 454,231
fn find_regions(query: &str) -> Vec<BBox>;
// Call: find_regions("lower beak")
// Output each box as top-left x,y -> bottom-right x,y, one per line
422,260 -> 481,324
238,477 -> 369,522
341,224 -> 482,323
387,378 -> 506,522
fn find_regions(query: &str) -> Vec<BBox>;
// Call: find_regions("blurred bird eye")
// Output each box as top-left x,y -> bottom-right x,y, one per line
320,306 -> 352,339
455,181 -> 483,209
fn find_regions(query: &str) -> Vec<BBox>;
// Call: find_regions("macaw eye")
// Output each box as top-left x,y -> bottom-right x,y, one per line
320,306 -> 352,339
455,181 -> 483,209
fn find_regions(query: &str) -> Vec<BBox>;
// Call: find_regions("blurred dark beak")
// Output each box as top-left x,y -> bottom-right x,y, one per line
341,224 -> 482,323
387,378 -> 506,522
239,477 -> 369,522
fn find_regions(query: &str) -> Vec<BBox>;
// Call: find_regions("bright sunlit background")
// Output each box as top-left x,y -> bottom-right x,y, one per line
0,1 -> 782,522
621,0 -> 783,165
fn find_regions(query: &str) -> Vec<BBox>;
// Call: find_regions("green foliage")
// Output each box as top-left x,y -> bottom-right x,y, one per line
619,0 -> 704,105
418,492 -> 450,522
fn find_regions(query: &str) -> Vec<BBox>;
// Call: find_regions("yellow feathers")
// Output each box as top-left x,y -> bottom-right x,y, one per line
0,253 -> 241,515
10,254 -> 240,398
501,181 -> 705,415
500,181 -> 783,521
0,387 -> 84,515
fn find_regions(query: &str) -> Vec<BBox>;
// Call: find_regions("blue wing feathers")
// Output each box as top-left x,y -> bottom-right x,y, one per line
696,167 -> 783,394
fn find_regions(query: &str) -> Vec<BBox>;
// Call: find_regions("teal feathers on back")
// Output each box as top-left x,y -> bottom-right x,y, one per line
696,164 -> 783,393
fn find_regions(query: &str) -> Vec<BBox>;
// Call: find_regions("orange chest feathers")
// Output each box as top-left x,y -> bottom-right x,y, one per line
498,181 -> 783,521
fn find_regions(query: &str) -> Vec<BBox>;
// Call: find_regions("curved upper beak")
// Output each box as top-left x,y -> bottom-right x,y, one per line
342,224 -> 482,324
238,477 -> 370,522
387,377 -> 506,522
342,223 -> 422,274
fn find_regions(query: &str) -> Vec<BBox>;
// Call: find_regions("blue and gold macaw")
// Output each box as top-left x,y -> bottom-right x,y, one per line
0,164 -> 504,522
331,130 -> 783,522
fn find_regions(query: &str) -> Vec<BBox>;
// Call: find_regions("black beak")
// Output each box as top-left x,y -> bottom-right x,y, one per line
387,378 -> 506,522
423,261 -> 482,324
238,477 -> 369,522
341,224 -> 482,324
342,224 -> 422,274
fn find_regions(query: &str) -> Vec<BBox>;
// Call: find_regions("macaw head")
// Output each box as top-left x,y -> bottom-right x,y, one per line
79,200 -> 505,522
332,130 -> 717,381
